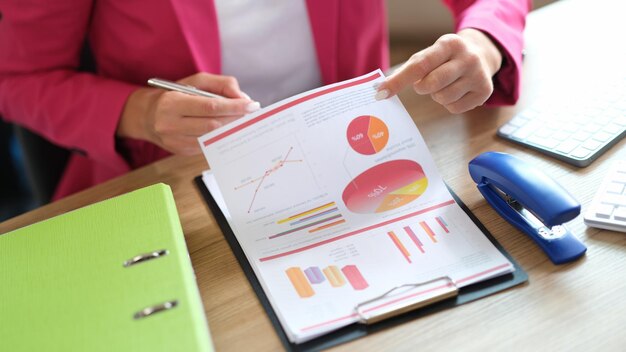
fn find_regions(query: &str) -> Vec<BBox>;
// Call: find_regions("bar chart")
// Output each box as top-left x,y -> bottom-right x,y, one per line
386,215 -> 453,262
270,202 -> 346,239
286,264 -> 369,298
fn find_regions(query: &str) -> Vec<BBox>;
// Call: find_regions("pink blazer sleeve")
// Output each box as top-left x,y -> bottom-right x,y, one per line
0,1 -> 138,171
443,0 -> 531,105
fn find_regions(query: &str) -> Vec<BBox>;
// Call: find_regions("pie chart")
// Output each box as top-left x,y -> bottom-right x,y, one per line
346,115 -> 389,155
342,160 -> 428,214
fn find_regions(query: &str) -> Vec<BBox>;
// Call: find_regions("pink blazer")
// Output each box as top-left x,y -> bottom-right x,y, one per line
0,0 -> 529,200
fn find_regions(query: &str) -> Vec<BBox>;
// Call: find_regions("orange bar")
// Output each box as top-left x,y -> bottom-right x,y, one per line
323,266 -> 346,287
286,267 -> 315,298
308,219 -> 346,233
420,221 -> 437,243
388,231 -> 411,263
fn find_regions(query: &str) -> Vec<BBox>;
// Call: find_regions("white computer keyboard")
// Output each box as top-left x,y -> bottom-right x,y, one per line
584,161 -> 626,232
497,75 -> 626,167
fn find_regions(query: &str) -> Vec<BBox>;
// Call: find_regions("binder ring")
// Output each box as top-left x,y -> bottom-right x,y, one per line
123,249 -> 169,267
134,300 -> 178,320
354,276 -> 458,324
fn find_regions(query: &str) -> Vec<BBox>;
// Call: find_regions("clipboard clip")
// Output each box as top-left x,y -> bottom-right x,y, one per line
354,276 -> 458,324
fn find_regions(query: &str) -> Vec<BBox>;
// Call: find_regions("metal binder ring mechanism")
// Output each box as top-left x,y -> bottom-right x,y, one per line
134,300 -> 178,320
123,249 -> 169,267
355,276 -> 458,324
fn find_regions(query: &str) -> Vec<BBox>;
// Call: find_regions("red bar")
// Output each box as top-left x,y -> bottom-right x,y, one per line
203,72 -> 381,146
341,265 -> 369,290
259,199 -> 455,262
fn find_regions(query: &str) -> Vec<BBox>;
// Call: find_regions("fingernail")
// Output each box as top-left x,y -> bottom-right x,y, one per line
375,89 -> 389,101
241,92 -> 251,100
246,101 -> 261,112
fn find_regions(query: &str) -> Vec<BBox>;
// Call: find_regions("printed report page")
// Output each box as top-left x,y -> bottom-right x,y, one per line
199,70 -> 513,343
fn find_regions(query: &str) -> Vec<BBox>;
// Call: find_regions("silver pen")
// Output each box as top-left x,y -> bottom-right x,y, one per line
147,77 -> 226,99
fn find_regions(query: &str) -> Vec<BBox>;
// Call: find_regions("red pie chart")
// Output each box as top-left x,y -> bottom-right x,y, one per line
342,160 -> 428,214
347,115 -> 389,155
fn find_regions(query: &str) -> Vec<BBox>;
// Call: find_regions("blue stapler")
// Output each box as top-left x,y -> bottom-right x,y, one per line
468,152 -> 587,264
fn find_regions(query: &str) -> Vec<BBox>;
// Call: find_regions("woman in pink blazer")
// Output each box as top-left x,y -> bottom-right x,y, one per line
0,0 -> 529,200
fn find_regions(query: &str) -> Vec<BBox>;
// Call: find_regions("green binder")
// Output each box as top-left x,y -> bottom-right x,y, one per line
0,184 -> 212,352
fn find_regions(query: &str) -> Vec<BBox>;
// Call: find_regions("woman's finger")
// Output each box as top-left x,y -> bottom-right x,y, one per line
413,59 -> 465,95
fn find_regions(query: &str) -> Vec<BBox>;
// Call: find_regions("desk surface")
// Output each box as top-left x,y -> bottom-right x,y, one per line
2,0 -> 626,350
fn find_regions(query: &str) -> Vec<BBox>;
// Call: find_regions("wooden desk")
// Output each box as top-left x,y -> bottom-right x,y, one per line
2,0 -> 625,349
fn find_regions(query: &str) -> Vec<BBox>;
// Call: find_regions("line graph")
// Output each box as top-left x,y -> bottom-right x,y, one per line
234,146 -> 303,213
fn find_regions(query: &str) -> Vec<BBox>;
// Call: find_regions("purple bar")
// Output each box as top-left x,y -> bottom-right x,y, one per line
404,226 -> 425,253
290,208 -> 339,226
304,266 -> 325,284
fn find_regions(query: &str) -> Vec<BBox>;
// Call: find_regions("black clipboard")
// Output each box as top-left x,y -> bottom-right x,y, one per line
194,175 -> 527,351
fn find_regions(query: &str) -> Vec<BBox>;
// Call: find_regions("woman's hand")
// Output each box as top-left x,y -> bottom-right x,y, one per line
117,72 -> 260,155
376,29 -> 503,114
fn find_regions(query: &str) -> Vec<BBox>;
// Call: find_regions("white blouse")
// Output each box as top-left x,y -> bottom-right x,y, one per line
214,0 -> 323,107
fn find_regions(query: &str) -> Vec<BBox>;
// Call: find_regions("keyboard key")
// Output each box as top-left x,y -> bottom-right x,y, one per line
572,131 -> 591,141
582,139 -> 602,151
545,120 -> 563,130
512,126 -> 535,140
583,107 -> 604,118
600,193 -> 626,206
593,131 -> 614,142
556,140 -> 579,154
605,108 -> 621,119
508,116 -> 530,127
571,147 -> 591,159
498,124 -> 517,136
551,130 -> 571,141
563,123 -> 581,133
604,123 -> 623,134
593,115 -> 612,125
527,135 -> 559,149
534,128 -> 555,138
606,182 -> 625,194
594,204 -> 614,219
584,161 -> 626,232
613,115 -> 626,126
611,173 -> 626,184
584,123 -> 603,133
612,207 -> 626,222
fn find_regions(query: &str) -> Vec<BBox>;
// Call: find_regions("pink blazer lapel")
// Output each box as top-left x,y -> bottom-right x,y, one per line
305,0 -> 338,84
168,0 -> 221,73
